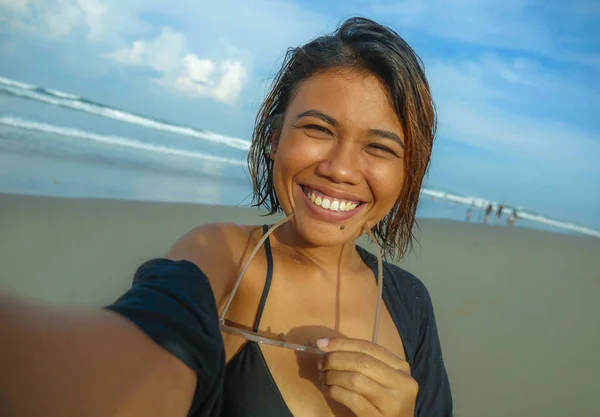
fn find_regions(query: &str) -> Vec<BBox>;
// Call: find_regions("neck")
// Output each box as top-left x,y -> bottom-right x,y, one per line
271,221 -> 365,276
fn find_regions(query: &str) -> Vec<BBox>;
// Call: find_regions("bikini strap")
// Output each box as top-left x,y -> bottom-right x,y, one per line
252,225 -> 274,332
220,215 -> 291,327
219,214 -> 384,344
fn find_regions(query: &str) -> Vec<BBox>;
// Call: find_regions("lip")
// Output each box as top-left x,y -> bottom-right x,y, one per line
298,185 -> 366,223
301,184 -> 366,204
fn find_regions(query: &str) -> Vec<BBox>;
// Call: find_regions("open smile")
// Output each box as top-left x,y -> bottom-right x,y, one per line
299,185 -> 366,223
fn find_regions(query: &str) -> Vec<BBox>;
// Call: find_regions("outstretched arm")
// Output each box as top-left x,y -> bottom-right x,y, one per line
0,222 -> 254,417
0,293 -> 196,417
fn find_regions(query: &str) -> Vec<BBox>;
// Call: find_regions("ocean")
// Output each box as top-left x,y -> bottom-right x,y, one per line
1,76 -> 598,239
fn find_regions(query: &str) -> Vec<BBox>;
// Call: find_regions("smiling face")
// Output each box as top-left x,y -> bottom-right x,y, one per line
270,68 -> 406,248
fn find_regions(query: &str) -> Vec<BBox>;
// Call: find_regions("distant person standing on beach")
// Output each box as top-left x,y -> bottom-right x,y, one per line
466,203 -> 474,222
496,204 -> 504,223
484,203 -> 493,224
508,211 -> 518,226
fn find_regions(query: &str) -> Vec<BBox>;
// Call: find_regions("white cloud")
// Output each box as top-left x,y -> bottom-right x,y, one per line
370,0 -> 600,66
107,27 -> 247,104
1,0 -> 147,42
76,0 -> 107,40
3,0 -> 327,71
141,0 -> 328,72
44,0 -> 82,38
0,0 -> 28,12
173,76 -> 208,96
427,53 -> 600,175
0,0 -> 101,38
182,54 -> 215,84
438,99 -> 600,170
108,27 -> 186,73
109,40 -> 146,65
1,0 -> 326,103
212,61 -> 247,104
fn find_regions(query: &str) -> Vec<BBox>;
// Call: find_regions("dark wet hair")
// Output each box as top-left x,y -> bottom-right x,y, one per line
248,17 -> 436,259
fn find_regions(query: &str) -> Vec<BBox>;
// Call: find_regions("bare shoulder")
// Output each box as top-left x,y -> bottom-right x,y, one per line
166,222 -> 264,305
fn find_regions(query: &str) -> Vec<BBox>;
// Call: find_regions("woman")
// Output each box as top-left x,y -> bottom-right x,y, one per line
1,17 -> 452,417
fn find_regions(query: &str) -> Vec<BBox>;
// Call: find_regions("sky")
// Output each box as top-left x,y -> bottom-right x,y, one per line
1,0 -> 599,228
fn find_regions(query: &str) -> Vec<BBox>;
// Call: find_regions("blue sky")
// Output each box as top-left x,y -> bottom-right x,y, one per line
1,0 -> 599,228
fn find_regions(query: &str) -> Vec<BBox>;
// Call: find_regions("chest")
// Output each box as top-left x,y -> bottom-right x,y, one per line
220,258 -> 406,416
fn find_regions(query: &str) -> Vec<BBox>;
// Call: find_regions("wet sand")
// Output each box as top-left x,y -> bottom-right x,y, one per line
1,193 -> 599,417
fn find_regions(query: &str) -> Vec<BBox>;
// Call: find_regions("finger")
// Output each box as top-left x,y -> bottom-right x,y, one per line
321,351 -> 402,388
317,337 -> 408,372
324,384 -> 381,417
323,370 -> 386,407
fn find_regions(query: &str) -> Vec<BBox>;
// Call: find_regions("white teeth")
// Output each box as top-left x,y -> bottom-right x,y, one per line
305,188 -> 359,212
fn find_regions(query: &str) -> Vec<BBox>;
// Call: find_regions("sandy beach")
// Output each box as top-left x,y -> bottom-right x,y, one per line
1,193 -> 599,417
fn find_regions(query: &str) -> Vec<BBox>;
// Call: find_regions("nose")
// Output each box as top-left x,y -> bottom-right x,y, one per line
315,141 -> 362,185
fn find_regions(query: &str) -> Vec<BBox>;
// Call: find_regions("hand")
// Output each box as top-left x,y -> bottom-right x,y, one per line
316,337 -> 417,417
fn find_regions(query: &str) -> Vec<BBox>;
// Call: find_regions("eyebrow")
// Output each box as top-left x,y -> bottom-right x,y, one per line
295,109 -> 405,149
368,129 -> 405,150
296,109 -> 339,127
